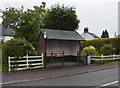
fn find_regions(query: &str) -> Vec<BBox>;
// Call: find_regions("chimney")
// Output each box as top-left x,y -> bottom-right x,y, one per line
84,27 -> 89,33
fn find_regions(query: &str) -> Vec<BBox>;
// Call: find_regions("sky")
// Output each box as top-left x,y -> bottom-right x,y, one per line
0,0 -> 119,37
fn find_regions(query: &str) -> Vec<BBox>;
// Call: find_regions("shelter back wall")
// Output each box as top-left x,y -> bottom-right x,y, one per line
46,40 -> 79,56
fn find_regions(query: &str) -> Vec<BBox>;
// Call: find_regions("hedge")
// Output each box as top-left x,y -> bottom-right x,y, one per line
80,38 -> 120,54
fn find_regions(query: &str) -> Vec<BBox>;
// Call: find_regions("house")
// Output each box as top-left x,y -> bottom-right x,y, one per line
38,29 -> 85,65
117,34 -> 120,37
0,24 -> 2,43
0,24 -> 14,42
81,27 -> 99,40
118,1 -> 120,36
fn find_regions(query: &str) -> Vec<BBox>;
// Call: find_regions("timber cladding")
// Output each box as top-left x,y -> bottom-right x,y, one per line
38,32 -> 45,54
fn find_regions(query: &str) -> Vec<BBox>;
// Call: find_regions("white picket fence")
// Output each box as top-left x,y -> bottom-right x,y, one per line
8,53 -> 44,72
88,54 -> 120,63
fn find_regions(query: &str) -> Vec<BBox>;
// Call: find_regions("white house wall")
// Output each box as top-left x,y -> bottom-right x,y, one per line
46,40 -> 79,56
81,33 -> 94,40
118,1 -> 120,35
4,36 -> 13,42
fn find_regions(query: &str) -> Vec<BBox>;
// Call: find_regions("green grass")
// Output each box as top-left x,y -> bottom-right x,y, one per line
92,59 -> 119,65
0,64 -> 1,72
0,44 -> 2,72
103,60 -> 119,65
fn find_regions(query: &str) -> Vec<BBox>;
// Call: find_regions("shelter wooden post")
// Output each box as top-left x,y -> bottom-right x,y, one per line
62,51 -> 64,67
77,51 -> 80,66
51,51 -> 53,68
44,38 -> 47,68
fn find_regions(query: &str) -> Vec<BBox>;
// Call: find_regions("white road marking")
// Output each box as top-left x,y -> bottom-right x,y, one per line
100,80 -> 118,87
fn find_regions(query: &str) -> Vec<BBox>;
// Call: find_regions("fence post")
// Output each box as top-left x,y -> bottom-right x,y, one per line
8,56 -> 11,72
26,54 -> 29,69
101,55 -> 103,64
88,56 -> 91,64
113,54 -> 115,60
41,53 -> 44,67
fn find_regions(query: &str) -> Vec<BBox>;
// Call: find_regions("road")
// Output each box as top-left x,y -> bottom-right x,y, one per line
3,67 -> 119,87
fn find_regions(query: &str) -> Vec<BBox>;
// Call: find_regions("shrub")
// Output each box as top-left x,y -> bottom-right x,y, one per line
2,38 -> 37,71
100,44 -> 115,55
82,46 -> 97,55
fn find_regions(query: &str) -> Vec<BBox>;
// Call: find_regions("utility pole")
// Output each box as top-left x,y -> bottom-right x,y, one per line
114,32 -> 117,38
0,9 -> 3,22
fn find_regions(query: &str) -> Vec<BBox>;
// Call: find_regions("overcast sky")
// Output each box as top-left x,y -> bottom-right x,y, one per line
0,0 -> 119,37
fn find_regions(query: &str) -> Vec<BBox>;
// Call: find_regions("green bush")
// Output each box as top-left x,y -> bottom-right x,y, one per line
82,46 -> 97,55
2,38 -> 37,71
81,38 -> 120,54
100,44 -> 115,55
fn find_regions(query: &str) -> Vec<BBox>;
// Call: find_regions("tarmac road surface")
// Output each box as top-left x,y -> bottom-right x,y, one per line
3,67 -> 119,87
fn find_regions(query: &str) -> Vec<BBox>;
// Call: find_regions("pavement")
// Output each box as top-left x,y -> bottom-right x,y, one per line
2,63 -> 119,85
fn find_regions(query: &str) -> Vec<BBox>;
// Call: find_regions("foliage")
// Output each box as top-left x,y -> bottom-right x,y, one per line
81,38 -> 120,54
82,46 -> 97,55
101,30 -> 109,38
28,61 -> 33,69
100,44 -> 115,55
43,4 -> 80,31
2,2 -> 46,48
2,38 -> 37,71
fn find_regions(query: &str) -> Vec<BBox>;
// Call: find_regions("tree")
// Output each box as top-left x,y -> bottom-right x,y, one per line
101,30 -> 109,38
2,2 -> 46,48
43,4 -> 80,31
101,31 -> 105,38
100,44 -> 115,55
104,30 -> 109,38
